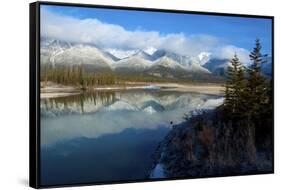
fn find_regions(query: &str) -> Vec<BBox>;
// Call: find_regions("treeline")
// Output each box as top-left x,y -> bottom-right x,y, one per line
41,64 -> 120,87
116,74 -> 175,83
116,73 -> 224,84
223,39 -> 273,146
42,91 -> 116,115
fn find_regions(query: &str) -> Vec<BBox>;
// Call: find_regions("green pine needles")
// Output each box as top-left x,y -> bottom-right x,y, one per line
224,39 -> 271,120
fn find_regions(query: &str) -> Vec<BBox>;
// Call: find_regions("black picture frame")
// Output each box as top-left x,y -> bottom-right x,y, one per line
29,1 -> 274,188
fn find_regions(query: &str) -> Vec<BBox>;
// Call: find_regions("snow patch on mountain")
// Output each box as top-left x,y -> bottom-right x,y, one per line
105,48 -> 138,59
198,52 -> 211,65
41,39 -> 118,69
144,47 -> 157,55
150,49 -> 211,73
113,56 -> 151,70
53,45 -> 114,67
41,39 -> 215,75
151,56 -> 186,70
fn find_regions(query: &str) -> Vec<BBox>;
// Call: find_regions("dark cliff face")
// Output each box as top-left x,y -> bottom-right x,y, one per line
151,107 -> 273,178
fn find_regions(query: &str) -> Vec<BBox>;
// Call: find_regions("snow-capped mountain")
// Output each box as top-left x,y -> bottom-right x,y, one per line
40,38 -> 272,80
106,47 -> 157,59
105,48 -> 138,59
41,38 -> 218,79
41,39 -> 118,72
53,45 -> 113,68
202,58 -> 230,76
151,56 -> 186,70
150,49 -> 210,74
113,50 -> 153,71
41,39 -> 72,65
198,52 -> 211,65
203,56 -> 273,77
144,47 -> 157,55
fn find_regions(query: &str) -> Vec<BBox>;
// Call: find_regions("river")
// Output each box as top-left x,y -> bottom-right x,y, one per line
40,88 -> 223,185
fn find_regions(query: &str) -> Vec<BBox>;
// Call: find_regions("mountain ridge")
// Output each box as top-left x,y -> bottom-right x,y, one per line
40,38 -> 272,80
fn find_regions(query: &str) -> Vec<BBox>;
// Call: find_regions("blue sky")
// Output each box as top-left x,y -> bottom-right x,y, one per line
41,5 -> 272,61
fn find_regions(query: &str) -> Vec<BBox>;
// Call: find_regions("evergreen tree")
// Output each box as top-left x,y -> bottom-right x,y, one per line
79,64 -> 85,88
246,39 -> 268,117
224,53 -> 246,117
236,65 -> 247,114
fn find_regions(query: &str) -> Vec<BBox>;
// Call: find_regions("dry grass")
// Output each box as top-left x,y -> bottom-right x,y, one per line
152,108 -> 272,178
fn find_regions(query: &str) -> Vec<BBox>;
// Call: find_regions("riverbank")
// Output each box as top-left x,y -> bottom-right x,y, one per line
40,83 -> 80,99
149,107 -> 273,179
151,82 -> 224,95
40,81 -> 224,99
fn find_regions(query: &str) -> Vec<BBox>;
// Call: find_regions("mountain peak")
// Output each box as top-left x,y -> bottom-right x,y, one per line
143,47 -> 157,55
198,52 -> 211,65
132,50 -> 153,61
41,38 -> 220,79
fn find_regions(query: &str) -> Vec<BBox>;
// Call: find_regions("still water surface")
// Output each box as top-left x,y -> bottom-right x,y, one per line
40,89 -> 223,185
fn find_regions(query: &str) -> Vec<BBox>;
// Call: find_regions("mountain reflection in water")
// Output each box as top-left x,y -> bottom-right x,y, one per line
40,89 -> 223,185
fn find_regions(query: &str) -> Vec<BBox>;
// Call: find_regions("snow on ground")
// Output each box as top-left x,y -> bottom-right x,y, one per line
150,164 -> 166,179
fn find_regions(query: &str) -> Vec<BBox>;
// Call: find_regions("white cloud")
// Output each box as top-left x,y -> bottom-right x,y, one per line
41,8 -> 250,63
213,45 -> 250,63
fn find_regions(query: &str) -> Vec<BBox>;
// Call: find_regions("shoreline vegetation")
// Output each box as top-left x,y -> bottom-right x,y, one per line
150,107 -> 273,178
150,39 -> 273,178
40,81 -> 224,99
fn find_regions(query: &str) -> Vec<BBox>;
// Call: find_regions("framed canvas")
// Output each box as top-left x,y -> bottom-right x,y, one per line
29,1 -> 274,188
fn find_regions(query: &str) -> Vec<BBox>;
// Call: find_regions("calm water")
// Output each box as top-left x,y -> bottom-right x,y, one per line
40,89 -> 223,186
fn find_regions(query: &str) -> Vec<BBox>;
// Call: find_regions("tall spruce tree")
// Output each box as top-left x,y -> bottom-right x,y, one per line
224,53 -> 246,117
236,64 -> 247,113
247,39 -> 268,117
